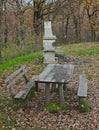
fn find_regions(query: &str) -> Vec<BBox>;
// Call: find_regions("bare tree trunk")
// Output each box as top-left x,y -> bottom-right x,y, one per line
4,0 -> 8,48
73,15 -> 79,42
15,0 -> 25,46
91,26 -> 96,41
0,41 -> 2,63
0,0 -> 3,63
33,0 -> 44,35
86,5 -> 97,41
65,16 -> 70,39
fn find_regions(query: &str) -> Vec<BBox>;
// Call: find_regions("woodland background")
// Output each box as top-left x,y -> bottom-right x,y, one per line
0,0 -> 99,63
0,1 -> 99,129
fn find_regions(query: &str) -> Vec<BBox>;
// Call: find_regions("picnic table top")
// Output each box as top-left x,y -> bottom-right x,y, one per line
35,64 -> 74,84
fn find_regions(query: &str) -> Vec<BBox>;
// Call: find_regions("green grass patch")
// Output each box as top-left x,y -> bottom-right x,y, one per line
75,47 -> 99,56
61,42 -> 99,57
44,102 -> 70,112
79,99 -> 91,113
0,51 -> 43,75
2,41 -> 42,62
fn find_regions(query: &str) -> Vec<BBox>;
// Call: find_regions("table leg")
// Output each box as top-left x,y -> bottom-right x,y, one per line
35,82 -> 38,91
51,83 -> 56,92
58,84 -> 65,105
45,83 -> 50,105
63,84 -> 67,91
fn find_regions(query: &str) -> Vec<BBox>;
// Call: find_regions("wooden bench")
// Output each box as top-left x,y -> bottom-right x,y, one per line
4,65 -> 38,107
77,74 -> 88,104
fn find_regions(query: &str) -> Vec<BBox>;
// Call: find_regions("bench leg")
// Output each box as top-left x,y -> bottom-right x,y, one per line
79,97 -> 85,106
58,84 -> 65,105
9,87 -> 16,98
25,98 -> 30,107
45,83 -> 50,105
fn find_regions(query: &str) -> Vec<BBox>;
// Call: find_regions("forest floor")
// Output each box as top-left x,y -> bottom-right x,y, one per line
0,42 -> 99,130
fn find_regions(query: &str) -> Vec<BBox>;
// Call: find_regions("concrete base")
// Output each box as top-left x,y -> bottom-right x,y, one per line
43,51 -> 57,63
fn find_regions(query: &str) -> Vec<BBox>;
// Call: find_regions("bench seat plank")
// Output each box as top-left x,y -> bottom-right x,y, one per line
77,75 -> 88,97
14,79 -> 35,100
14,76 -> 38,100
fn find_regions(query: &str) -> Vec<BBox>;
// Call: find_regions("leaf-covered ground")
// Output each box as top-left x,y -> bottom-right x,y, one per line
0,42 -> 99,130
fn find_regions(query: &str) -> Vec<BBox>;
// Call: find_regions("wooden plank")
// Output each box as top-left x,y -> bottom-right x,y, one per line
15,76 -> 37,99
14,78 -> 36,100
44,72 -> 54,82
6,68 -> 28,89
63,64 -> 74,78
5,65 -> 27,84
36,64 -> 54,81
49,64 -> 74,83
53,64 -> 74,82
77,75 -> 88,97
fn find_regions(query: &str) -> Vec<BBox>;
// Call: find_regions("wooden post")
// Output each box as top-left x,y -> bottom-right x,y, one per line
9,85 -> 16,98
23,74 -> 29,84
33,76 -> 39,91
45,83 -> 50,105
79,97 -> 85,106
25,98 -> 30,107
58,84 -> 65,105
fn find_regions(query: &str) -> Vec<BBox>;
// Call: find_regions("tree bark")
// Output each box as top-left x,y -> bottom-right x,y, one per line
33,0 -> 44,35
86,5 -> 97,41
0,0 -> 3,63
4,0 -> 8,48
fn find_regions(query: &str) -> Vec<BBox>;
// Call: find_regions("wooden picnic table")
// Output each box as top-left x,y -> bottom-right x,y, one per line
35,64 -> 74,105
